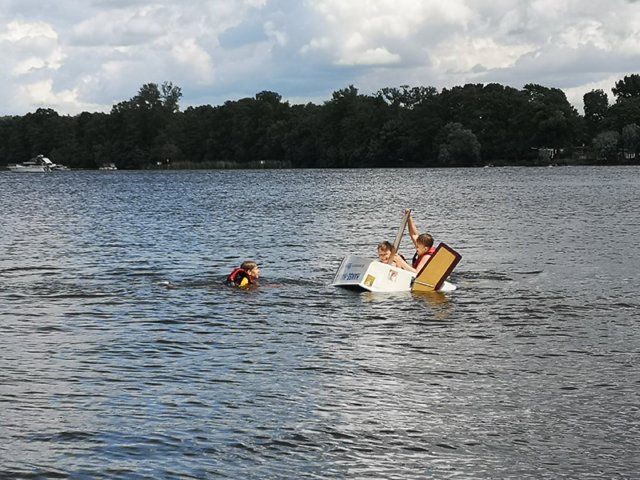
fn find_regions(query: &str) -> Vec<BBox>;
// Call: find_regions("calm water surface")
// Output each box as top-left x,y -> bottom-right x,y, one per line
1,167 -> 639,479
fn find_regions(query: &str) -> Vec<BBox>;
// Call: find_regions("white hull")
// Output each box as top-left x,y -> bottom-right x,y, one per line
332,255 -> 456,293
6,155 -> 67,172
7,164 -> 50,172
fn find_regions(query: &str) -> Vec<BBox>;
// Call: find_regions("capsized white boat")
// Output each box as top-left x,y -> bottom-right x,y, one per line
332,242 -> 461,293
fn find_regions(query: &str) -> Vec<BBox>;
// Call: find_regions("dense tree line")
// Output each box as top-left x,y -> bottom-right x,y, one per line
2,76 -> 640,169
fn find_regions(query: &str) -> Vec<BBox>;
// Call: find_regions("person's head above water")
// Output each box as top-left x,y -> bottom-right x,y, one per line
226,260 -> 261,288
240,260 -> 260,281
376,241 -> 395,263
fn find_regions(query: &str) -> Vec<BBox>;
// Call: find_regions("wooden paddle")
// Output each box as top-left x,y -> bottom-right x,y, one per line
389,209 -> 411,263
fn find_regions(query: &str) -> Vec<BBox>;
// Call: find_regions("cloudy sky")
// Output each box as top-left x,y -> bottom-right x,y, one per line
1,0 -> 639,116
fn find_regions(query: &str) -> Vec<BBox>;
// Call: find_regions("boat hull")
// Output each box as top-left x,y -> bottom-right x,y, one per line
332,255 -> 455,293
7,164 -> 50,172
6,155 -> 64,172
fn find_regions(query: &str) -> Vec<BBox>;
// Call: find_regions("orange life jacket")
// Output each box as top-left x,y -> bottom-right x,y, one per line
225,268 -> 252,287
412,246 -> 437,269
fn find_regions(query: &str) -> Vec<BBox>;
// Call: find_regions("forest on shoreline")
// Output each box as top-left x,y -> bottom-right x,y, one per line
1,74 -> 640,170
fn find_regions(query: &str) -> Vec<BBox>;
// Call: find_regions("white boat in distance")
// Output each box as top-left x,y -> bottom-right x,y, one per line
7,154 -> 68,172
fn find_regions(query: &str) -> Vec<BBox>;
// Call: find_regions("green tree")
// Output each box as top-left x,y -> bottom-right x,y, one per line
607,97 -> 640,131
583,89 -> 609,138
319,85 -> 391,167
378,85 -> 438,110
421,83 -> 535,164
592,130 -> 619,162
612,74 -> 640,101
0,115 -> 29,163
6,78 -> 635,169
462,83 -> 531,163
175,105 -> 217,165
23,108 -> 63,157
523,84 -> 580,153
196,91 -> 292,167
606,74 -> 640,133
70,112 -> 109,168
621,123 -> 640,161
436,122 -> 481,167
160,81 -> 182,113
400,86 -> 443,165
373,85 -> 439,166
108,82 -> 182,168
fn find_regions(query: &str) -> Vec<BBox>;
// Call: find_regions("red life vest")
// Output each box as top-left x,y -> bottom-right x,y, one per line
412,246 -> 437,269
225,268 -> 252,287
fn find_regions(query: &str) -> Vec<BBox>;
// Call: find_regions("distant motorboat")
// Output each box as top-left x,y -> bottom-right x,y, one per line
7,154 -> 68,172
7,155 -> 53,172
99,162 -> 118,170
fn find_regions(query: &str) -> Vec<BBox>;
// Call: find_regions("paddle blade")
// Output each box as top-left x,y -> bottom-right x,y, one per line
392,209 -> 411,254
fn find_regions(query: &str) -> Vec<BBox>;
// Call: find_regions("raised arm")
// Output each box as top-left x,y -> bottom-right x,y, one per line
405,208 -> 420,246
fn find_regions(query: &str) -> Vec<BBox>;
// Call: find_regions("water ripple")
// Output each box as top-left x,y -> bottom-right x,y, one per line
1,168 -> 639,478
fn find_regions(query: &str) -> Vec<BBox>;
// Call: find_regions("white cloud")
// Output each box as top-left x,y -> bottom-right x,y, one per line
340,47 -> 400,66
171,38 -> 215,82
264,20 -> 287,47
433,35 -> 535,73
1,20 -> 65,75
0,19 -> 57,42
17,79 -> 104,113
0,0 -> 640,114
305,0 -> 473,67
332,32 -> 399,66
71,9 -> 164,47
244,0 -> 267,6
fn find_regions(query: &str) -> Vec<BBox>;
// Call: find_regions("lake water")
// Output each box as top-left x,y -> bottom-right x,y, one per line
1,167 -> 638,479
